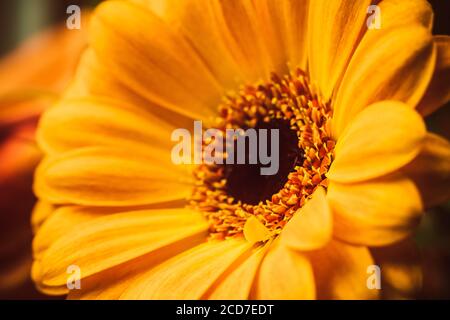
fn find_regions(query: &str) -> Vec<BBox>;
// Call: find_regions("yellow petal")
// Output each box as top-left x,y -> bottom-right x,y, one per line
206,0 -> 287,81
34,208 -> 208,287
34,203 -> 181,261
31,201 -> 54,233
31,260 -> 68,296
254,243 -> 315,299
308,0 -> 372,101
37,96 -> 174,156
371,239 -> 422,299
66,49 -> 194,130
417,36 -> 450,116
250,0 -> 309,72
328,174 -> 423,247
402,133 -> 450,208
34,147 -> 192,206
156,0 -> 309,82
131,0 -> 174,18
68,228 -> 206,300
376,0 -> 433,30
284,0 -> 310,70
90,1 -> 222,121
332,25 -> 435,137
207,244 -> 268,300
328,101 -> 426,183
307,240 -> 378,299
120,239 -> 250,299
243,216 -> 271,244
134,0 -> 246,89
33,205 -> 127,259
136,0 -> 290,85
280,187 -> 332,251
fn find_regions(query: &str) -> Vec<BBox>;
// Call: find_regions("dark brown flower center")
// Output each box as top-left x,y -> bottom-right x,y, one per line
224,118 -> 303,205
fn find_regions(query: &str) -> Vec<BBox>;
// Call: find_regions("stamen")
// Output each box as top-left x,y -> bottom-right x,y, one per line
189,69 -> 335,240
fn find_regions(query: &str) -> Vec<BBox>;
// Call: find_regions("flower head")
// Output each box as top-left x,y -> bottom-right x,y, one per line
33,0 -> 450,299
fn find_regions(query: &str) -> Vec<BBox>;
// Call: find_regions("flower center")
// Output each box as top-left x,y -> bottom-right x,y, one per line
224,118 -> 303,206
189,69 -> 335,240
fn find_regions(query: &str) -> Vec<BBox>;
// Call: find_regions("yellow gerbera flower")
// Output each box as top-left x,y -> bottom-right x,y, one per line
32,0 -> 450,300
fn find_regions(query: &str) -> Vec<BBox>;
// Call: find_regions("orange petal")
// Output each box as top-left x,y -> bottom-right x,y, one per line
307,240 -> 379,299
284,0 -> 310,70
31,201 -> 55,234
67,229 -> 206,300
182,0 -> 284,83
207,244 -> 268,300
250,0 -> 309,72
31,260 -> 69,296
120,239 -> 250,299
417,36 -> 450,116
332,24 -> 435,137
37,96 -> 175,156
133,0 -> 245,89
243,216 -> 271,244
166,0 -> 309,80
375,0 -> 433,30
280,187 -> 332,251
34,147 -> 192,207
90,1 -> 222,121
308,0 -> 371,101
402,133 -> 450,208
328,101 -> 426,183
33,208 -> 208,288
66,49 -> 194,130
207,0 -> 287,81
328,174 -> 423,247
131,0 -> 175,18
254,243 -> 315,299
33,205 -> 125,259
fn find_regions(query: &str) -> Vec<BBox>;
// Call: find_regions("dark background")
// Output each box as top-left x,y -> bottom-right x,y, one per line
0,0 -> 448,299
0,0 -> 100,56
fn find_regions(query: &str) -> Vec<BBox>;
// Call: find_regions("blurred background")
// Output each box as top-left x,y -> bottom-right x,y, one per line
0,0 -> 448,299
0,0 -> 100,299
0,0 -> 100,56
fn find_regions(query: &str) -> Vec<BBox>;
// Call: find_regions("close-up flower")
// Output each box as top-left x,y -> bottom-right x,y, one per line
19,0 -> 450,300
